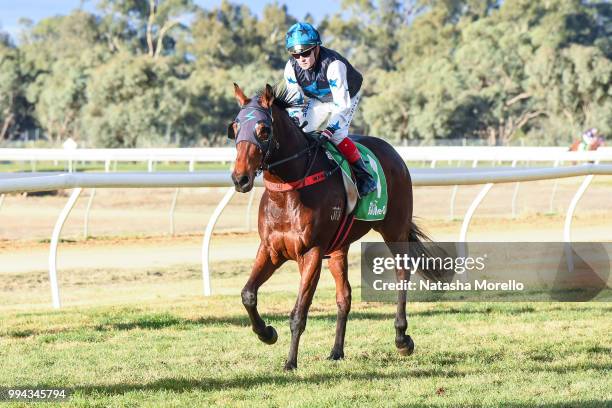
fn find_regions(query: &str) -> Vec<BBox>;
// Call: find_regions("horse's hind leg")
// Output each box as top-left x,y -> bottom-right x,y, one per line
327,246 -> 351,360
379,230 -> 415,356
242,243 -> 285,345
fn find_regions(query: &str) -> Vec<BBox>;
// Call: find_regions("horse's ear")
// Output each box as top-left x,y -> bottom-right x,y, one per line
233,83 -> 249,106
261,84 -> 274,109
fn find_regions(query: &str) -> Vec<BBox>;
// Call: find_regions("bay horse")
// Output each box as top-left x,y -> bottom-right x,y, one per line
228,83 -> 445,370
569,136 -> 605,152
569,136 -> 605,164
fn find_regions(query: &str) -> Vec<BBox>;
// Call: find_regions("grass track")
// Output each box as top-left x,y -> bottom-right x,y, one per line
1,265 -> 611,407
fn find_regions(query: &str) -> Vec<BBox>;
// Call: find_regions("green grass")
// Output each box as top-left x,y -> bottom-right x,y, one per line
0,260 -> 610,407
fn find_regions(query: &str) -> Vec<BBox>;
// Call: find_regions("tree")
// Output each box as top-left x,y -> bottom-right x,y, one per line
0,38 -> 21,139
181,63 -> 280,146
34,57 -> 90,142
81,53 -> 188,147
96,0 -> 194,57
254,3 -> 297,70
362,0 -> 612,145
322,0 -> 405,72
527,44 -> 612,142
18,11 -> 108,143
3,0 -> 610,147
189,1 -> 260,69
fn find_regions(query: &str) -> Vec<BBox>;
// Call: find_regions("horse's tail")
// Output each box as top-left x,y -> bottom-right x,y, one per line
408,221 -> 454,283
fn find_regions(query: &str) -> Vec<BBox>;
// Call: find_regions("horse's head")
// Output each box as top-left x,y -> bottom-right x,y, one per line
228,83 -> 275,193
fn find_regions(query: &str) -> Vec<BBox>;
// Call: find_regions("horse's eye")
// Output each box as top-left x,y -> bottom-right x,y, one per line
256,121 -> 271,141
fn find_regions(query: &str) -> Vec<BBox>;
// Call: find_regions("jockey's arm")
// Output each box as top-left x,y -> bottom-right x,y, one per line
284,61 -> 305,123
325,60 -> 353,135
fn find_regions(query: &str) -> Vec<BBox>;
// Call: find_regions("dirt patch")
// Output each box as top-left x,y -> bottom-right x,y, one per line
0,181 -> 610,275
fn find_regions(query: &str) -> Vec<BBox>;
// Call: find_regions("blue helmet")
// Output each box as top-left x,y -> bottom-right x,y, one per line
285,22 -> 321,53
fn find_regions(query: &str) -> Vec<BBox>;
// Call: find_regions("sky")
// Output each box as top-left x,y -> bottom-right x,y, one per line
0,0 -> 341,41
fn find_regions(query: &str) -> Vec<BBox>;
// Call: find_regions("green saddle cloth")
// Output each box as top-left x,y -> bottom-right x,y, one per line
323,141 -> 388,221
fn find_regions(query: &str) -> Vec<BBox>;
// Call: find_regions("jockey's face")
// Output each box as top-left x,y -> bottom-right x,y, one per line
293,46 -> 318,70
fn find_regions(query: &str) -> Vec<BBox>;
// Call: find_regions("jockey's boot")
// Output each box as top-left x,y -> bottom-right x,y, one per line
351,157 -> 377,197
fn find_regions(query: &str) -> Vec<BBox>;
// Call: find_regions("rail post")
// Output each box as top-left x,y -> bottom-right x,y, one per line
49,188 -> 82,309
201,187 -> 235,296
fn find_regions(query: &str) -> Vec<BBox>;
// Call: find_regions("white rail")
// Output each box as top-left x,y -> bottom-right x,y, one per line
2,165 -> 611,193
4,145 -> 609,224
1,164 -> 612,309
1,146 -> 611,166
0,147 -> 236,163
0,171 -> 233,193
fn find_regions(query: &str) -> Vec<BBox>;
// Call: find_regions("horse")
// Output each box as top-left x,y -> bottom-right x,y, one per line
569,136 -> 605,152
227,83 -> 446,370
569,136 -> 605,164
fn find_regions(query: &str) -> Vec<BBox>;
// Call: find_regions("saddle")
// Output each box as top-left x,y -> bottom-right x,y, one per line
322,140 -> 388,221
321,139 -> 388,255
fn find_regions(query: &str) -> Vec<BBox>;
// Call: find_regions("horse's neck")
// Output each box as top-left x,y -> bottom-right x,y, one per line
267,112 -> 313,181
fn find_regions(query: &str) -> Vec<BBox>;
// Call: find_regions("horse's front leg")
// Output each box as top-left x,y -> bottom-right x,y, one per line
242,243 -> 286,345
285,246 -> 323,371
327,247 -> 351,360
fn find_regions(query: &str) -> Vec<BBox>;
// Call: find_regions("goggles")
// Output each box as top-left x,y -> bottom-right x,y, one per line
291,47 -> 315,59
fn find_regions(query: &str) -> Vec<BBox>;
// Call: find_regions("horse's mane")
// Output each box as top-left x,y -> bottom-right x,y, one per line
256,84 -> 303,111
256,83 -> 310,138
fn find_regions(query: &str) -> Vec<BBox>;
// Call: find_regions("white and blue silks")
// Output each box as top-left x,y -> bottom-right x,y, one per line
284,56 -> 362,145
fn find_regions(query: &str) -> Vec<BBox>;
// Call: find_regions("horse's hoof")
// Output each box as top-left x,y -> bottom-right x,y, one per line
328,349 -> 345,360
397,335 -> 415,356
257,325 -> 278,345
284,361 -> 298,371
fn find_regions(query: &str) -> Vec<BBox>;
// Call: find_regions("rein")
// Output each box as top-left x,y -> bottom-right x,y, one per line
256,110 -> 339,191
230,99 -> 339,192
263,131 -> 341,192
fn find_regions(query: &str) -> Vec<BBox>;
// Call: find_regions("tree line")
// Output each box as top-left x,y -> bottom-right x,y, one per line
0,0 -> 610,147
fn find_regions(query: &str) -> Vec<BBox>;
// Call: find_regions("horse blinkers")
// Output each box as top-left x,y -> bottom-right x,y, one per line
229,104 -> 277,172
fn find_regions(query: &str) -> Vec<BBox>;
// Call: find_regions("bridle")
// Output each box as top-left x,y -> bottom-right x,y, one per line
227,104 -> 278,173
228,101 -> 331,180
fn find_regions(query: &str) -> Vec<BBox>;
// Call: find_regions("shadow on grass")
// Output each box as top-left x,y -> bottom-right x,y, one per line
67,368 -> 467,397
82,308 -> 518,332
2,304 -> 574,338
537,361 -> 612,375
43,367 -> 610,408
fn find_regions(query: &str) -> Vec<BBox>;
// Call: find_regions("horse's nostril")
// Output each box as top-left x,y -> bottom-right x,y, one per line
238,175 -> 250,187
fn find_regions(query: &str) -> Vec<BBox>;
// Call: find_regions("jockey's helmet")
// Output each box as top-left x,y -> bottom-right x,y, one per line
285,22 -> 321,54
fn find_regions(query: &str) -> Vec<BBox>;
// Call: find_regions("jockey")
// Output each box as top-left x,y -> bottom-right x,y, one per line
582,128 -> 599,146
283,22 -> 377,197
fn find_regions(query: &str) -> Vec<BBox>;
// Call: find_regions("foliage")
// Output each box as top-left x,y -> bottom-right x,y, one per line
361,0 -> 611,145
0,38 -> 22,139
1,0 -> 610,146
81,53 -> 184,147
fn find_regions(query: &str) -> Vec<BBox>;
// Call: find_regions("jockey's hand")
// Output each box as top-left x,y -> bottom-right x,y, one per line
321,128 -> 334,140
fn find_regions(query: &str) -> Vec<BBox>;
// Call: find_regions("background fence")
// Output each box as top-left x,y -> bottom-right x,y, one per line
1,146 -> 612,308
